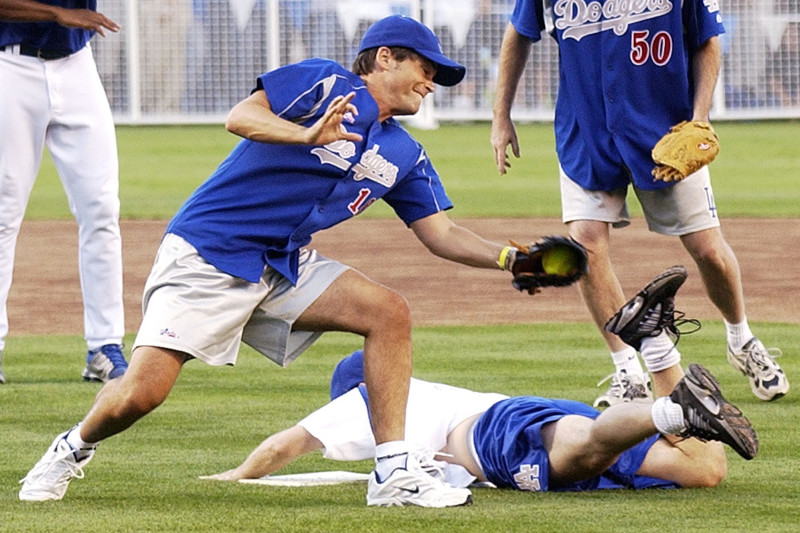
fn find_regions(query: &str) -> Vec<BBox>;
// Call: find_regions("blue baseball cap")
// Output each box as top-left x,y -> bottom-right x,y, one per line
330,350 -> 366,400
357,15 -> 466,87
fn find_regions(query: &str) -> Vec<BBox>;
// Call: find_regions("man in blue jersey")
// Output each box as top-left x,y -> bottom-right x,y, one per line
20,15 -> 539,508
0,1 -> 129,384
490,0 -> 788,406
204,268 -> 757,492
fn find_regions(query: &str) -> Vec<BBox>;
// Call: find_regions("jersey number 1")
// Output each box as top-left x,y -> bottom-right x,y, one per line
630,30 -> 673,67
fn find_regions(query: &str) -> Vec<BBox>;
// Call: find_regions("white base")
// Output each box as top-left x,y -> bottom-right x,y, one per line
238,471 -> 370,487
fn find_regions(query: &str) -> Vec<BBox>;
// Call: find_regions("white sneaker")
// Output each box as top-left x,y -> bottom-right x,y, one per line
727,338 -> 789,401
19,429 -> 95,501
593,370 -> 653,409
366,452 -> 472,508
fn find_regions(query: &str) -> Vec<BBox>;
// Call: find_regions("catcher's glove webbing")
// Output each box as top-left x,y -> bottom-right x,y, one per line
651,120 -> 720,182
506,236 -> 588,294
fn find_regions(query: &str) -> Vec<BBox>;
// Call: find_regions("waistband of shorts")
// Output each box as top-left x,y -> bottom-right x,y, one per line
467,416 -> 486,478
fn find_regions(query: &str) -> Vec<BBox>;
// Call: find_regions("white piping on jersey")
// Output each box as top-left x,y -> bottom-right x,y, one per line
274,73 -> 366,123
416,148 -> 445,213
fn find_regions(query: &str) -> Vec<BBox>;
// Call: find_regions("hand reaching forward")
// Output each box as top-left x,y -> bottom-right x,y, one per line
304,92 -> 363,145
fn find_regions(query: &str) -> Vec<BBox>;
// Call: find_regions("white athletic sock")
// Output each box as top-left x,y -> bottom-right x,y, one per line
640,331 -> 681,373
611,347 -> 644,378
65,424 -> 98,460
651,397 -> 686,435
725,318 -> 754,353
374,441 -> 409,483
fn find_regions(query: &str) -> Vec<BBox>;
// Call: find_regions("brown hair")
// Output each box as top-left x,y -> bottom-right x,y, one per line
352,47 -> 420,76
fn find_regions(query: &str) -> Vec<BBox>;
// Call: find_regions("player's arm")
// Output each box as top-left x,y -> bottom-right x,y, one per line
491,23 -> 532,175
690,36 -> 721,122
0,0 -> 119,35
409,211 -> 507,270
201,425 -> 323,481
226,89 -> 363,145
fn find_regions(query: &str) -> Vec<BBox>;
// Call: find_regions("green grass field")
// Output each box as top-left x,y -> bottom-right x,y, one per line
4,121 -> 800,531
26,121 -> 800,220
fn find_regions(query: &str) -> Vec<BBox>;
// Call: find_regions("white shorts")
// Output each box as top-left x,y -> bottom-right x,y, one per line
133,233 -> 348,367
560,166 -> 721,236
299,378 -> 508,461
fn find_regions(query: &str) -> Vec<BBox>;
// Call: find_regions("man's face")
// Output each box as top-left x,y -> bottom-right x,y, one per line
382,53 -> 437,116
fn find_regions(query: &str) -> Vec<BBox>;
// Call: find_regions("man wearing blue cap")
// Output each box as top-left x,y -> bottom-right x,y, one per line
20,15 -> 533,508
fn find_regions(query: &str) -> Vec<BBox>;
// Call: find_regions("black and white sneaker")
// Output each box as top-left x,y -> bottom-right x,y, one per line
605,266 -> 699,351
593,370 -> 652,409
670,363 -> 759,460
727,338 -> 789,401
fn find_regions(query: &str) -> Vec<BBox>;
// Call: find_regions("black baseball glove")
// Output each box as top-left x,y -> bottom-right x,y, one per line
509,236 -> 589,294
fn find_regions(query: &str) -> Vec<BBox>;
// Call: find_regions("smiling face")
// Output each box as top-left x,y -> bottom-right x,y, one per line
361,47 -> 437,121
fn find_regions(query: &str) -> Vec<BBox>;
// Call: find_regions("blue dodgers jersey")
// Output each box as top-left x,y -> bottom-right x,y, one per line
472,396 -> 679,491
511,0 -> 725,191
167,59 -> 453,284
0,1 -> 96,53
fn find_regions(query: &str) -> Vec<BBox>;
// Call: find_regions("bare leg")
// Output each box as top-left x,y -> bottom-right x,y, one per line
568,219 -> 630,352
680,227 -> 745,324
78,346 -> 188,443
545,364 -> 725,488
294,269 -> 413,444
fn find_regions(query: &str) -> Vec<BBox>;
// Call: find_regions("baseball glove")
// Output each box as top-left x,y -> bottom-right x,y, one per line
509,236 -> 589,294
651,120 -> 720,182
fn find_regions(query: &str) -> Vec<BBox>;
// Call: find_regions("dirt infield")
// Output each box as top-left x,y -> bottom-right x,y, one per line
8,217 -> 798,336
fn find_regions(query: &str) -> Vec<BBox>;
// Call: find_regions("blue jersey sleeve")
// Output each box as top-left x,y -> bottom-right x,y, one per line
382,145 -> 453,225
510,0 -> 544,42
683,0 -> 726,50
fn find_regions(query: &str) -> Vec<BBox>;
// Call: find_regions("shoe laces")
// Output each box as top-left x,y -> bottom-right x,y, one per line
408,447 -> 451,480
743,342 -> 783,372
99,344 -> 127,368
19,444 -> 86,486
641,298 -> 701,346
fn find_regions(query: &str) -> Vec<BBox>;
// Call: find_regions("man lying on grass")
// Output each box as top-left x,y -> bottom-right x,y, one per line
204,268 -> 758,493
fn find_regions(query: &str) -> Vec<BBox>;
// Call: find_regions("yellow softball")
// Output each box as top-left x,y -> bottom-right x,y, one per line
542,246 -> 577,276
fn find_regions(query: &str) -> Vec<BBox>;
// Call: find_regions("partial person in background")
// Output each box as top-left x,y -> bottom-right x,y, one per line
139,0 -> 193,114
766,21 -> 800,107
490,0 -> 788,406
0,0 -> 129,384
722,0 -> 773,108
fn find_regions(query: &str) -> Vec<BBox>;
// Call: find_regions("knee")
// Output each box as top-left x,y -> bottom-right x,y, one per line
681,445 -> 728,488
101,377 -> 168,420
696,448 -> 727,487
569,223 -> 610,258
689,242 -> 727,268
692,460 -> 727,488
683,230 -> 735,269
368,288 -> 412,334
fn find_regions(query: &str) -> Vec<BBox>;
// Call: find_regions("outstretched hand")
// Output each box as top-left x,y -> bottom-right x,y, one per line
491,115 -> 520,175
55,8 -> 120,36
305,92 -> 363,145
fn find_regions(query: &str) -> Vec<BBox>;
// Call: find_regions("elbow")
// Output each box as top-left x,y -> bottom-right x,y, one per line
225,111 -> 242,136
